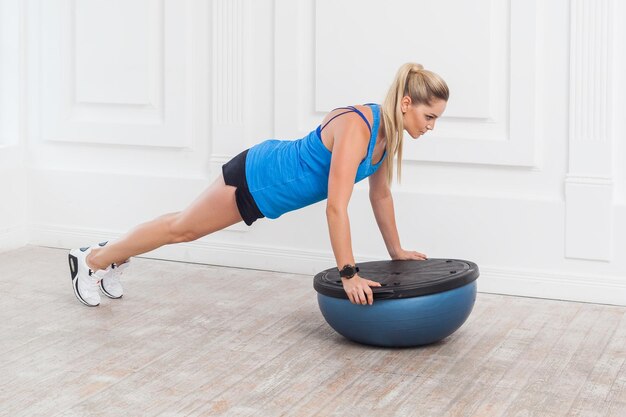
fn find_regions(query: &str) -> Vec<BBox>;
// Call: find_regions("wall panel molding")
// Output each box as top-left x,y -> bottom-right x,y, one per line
15,0 -> 625,307
213,0 -> 243,126
612,0 -> 626,205
275,0 -> 540,168
209,0 -> 247,163
0,0 -> 21,146
565,0 -> 614,261
37,0 -> 193,148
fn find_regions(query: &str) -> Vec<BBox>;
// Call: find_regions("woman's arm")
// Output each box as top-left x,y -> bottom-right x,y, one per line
368,159 -> 427,261
326,113 -> 382,305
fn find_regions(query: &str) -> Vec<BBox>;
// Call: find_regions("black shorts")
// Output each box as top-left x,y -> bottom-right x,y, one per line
222,150 -> 265,226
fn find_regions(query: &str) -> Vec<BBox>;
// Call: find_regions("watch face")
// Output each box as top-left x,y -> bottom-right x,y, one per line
340,265 -> 356,278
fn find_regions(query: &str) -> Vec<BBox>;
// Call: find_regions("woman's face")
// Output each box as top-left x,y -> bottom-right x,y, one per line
402,97 -> 447,139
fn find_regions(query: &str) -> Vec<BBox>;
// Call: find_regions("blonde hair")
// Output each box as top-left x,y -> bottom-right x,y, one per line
381,63 -> 449,184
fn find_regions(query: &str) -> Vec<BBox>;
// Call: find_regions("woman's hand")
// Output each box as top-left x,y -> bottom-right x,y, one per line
391,249 -> 428,261
342,274 -> 382,305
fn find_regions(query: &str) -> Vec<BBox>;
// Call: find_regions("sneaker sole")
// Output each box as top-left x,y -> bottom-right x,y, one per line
99,281 -> 123,299
68,253 -> 99,307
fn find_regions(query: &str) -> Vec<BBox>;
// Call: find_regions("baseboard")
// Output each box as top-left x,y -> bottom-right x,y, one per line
29,223 -> 339,276
30,224 -> 626,306
478,266 -> 626,306
0,226 -> 28,253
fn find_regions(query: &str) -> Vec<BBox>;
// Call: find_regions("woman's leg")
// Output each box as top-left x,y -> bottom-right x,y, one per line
86,174 -> 243,271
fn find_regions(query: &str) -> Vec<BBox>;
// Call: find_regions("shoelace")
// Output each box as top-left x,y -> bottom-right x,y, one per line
88,268 -> 105,286
108,262 -> 129,283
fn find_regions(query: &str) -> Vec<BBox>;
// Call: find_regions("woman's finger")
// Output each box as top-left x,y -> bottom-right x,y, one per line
344,281 -> 380,305
357,289 -> 367,305
344,288 -> 353,304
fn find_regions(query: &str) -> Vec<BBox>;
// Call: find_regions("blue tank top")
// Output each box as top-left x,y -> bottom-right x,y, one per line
245,103 -> 385,219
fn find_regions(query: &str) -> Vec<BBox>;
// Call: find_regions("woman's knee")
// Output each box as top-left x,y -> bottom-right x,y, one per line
165,213 -> 201,243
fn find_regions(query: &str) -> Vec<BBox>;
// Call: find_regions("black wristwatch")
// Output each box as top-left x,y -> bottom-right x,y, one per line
339,264 -> 360,279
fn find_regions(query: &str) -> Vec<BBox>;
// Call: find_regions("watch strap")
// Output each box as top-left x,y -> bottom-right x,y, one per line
339,264 -> 359,279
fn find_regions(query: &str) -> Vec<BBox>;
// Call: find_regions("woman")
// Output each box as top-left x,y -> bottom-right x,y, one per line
68,63 -> 449,308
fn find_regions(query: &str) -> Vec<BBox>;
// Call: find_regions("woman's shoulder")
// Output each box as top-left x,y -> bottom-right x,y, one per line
320,103 -> 377,132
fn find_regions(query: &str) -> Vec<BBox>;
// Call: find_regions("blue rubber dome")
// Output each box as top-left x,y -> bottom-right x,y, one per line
313,259 -> 479,347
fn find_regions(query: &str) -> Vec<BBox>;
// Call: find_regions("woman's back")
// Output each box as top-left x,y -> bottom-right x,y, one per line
245,103 -> 384,219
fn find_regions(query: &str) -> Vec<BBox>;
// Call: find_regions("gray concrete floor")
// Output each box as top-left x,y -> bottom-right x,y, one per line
1,246 -> 625,417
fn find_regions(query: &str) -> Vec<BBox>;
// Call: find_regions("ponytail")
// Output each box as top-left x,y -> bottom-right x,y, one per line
381,63 -> 449,184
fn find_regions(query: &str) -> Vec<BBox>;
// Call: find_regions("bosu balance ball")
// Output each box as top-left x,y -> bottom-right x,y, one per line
313,259 -> 479,347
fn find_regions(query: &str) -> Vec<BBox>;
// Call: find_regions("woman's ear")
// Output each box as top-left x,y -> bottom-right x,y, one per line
400,96 -> 412,114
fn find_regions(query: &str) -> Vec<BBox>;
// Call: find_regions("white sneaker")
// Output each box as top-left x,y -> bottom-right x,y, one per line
100,261 -> 128,299
68,247 -> 108,307
95,241 -> 127,299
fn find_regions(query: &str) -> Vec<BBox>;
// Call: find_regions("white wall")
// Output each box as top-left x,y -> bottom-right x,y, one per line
0,0 -> 27,251
9,0 -> 626,305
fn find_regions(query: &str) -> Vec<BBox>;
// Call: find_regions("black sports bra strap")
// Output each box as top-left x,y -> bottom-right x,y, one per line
319,106 -> 373,134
